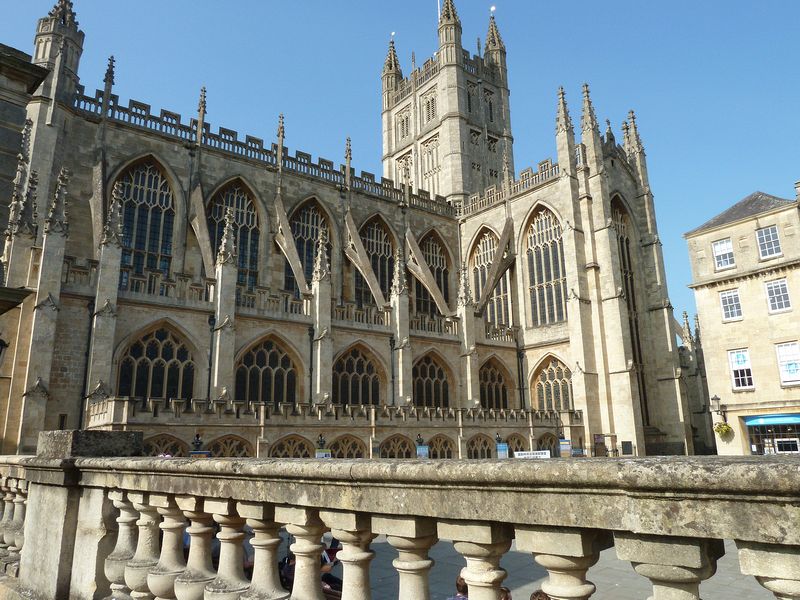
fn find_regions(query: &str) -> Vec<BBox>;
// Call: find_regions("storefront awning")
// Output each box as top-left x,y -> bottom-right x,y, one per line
744,414 -> 800,427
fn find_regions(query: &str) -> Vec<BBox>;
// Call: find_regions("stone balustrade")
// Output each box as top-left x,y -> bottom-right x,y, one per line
0,431 -> 798,600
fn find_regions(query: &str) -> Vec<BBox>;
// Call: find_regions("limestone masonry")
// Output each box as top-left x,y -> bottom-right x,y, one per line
0,0 -> 711,457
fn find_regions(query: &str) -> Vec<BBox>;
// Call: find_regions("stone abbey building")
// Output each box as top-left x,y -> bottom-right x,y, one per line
0,0 -> 706,457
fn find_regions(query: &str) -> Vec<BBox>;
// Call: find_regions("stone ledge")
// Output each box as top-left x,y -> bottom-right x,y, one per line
36,430 -> 142,458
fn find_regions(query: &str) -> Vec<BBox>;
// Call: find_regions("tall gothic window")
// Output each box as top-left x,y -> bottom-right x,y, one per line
414,233 -> 449,315
612,200 -> 649,424
207,183 -> 260,289
284,200 -> 330,293
117,160 -> 175,289
527,208 -> 567,326
235,338 -> 297,409
412,354 -> 450,407
117,327 -> 194,399
354,218 -> 394,307
534,357 -> 573,411
333,347 -> 381,406
472,230 -> 510,326
479,359 -> 509,410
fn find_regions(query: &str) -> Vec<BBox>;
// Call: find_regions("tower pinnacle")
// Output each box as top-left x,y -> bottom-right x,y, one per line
216,207 -> 237,265
580,83 -> 599,134
44,167 -> 69,237
439,0 -> 460,25
485,15 -> 505,51
627,110 -> 644,155
383,39 -> 401,75
556,86 -> 573,134
48,0 -> 78,27
104,56 -> 115,88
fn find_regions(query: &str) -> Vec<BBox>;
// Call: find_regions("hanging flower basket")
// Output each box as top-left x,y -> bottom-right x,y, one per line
713,422 -> 733,437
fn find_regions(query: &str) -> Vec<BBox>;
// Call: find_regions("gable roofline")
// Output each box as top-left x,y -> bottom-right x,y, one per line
684,191 -> 796,238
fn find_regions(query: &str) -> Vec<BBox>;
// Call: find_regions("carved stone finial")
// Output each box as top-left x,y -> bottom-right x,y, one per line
627,109 -> 644,155
101,181 -> 124,247
556,86 -> 573,134
694,314 -> 701,344
383,38 -> 401,75
104,55 -> 115,88
485,14 -> 505,51
216,206 -> 237,265
198,86 -> 207,115
48,0 -> 78,26
580,83 -> 599,134
606,119 -> 617,146
345,137 -> 352,162
681,310 -> 693,343
11,170 -> 39,238
44,167 -> 69,237
312,226 -> 330,282
391,248 -> 407,296
439,0 -> 460,25
457,261 -> 473,307
20,119 -> 32,164
277,113 -> 285,142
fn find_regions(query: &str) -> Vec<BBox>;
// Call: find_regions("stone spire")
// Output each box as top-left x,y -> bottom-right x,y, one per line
556,86 -> 573,134
606,119 -> 617,146
19,119 -> 32,166
44,168 -> 69,236
196,86 -> 206,145
694,314 -> 701,345
627,110 -> 645,155
391,248 -> 407,296
8,168 -> 38,238
216,207 -> 237,265
344,136 -> 352,191
457,262 -> 472,306
440,0 -> 460,24
485,15 -> 505,52
383,39 -> 402,75
48,0 -> 78,26
580,83 -> 599,134
101,181 -> 124,247
312,226 -> 330,282
103,55 -> 115,88
681,311 -> 693,344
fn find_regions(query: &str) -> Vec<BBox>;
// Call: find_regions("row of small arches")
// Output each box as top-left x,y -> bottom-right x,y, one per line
117,325 -> 574,412
112,157 -> 606,325
143,432 -> 562,459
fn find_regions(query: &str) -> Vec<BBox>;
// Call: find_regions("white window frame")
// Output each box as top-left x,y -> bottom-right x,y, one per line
719,289 -> 742,321
776,341 -> 800,386
757,224 -> 782,259
712,238 -> 735,270
765,278 -> 792,313
728,348 -> 754,390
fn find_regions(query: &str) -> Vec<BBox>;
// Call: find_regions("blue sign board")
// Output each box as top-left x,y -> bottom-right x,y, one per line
416,445 -> 430,459
496,443 -> 509,459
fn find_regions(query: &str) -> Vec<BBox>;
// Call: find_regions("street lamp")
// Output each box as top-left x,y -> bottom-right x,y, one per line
710,395 -> 727,422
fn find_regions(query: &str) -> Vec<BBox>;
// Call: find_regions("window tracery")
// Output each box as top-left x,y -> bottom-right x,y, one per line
355,218 -> 394,306
428,434 -> 456,459
479,359 -> 509,410
329,435 -> 367,459
332,347 -> 381,406
208,435 -> 253,458
235,338 -> 297,409
207,183 -> 260,289
533,357 -> 573,411
117,327 -> 194,400
466,434 -> 494,459
414,234 -> 449,315
379,434 -> 415,458
527,208 -> 567,326
116,161 -> 175,289
412,354 -> 450,408
471,230 -> 510,326
285,200 -> 329,292
143,434 -> 188,457
268,435 -> 313,458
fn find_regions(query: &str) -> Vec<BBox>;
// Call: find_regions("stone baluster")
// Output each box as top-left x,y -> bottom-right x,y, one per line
239,501 -> 289,600
516,526 -> 611,600
373,516 -> 437,600
125,492 -> 162,600
147,494 -> 187,600
174,496 -> 215,600
275,506 -> 327,600
106,490 -> 139,600
3,481 -> 27,575
737,541 -> 800,599
204,498 -> 249,600
615,533 -> 724,600
321,510 -> 377,600
0,483 -> 15,557
440,521 -> 512,600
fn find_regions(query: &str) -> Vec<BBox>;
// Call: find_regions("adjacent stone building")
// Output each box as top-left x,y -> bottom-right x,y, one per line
686,186 -> 800,455
0,0 -> 701,457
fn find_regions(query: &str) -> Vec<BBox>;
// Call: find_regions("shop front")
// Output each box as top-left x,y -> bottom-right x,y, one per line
744,414 -> 800,455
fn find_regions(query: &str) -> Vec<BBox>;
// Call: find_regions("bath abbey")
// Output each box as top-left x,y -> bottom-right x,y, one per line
0,0 -> 711,458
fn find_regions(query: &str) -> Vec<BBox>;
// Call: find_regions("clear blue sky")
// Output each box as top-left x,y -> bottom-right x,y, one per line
3,1 -> 798,318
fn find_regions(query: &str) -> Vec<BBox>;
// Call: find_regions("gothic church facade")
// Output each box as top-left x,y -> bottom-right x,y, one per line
0,1 -> 703,457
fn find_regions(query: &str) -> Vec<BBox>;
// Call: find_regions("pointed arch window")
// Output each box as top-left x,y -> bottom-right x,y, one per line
479,359 -> 509,409
533,357 -> 573,411
612,201 -> 649,424
414,234 -> 450,315
284,200 -> 330,293
207,183 -> 260,289
467,434 -> 494,459
235,338 -> 297,409
412,354 -> 450,407
355,218 -> 394,307
333,347 -> 381,406
117,327 -> 194,399
527,208 -> 567,326
471,230 -> 510,326
117,161 -> 175,289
